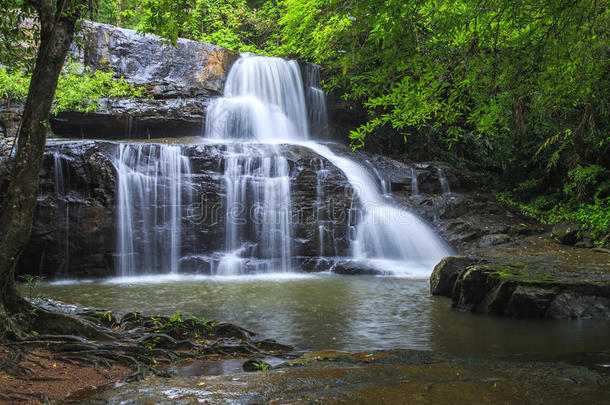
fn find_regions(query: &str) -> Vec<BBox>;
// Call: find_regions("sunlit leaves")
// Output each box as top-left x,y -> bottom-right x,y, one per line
0,64 -> 144,113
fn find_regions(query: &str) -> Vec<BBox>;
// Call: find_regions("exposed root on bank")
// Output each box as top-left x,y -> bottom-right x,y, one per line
0,298 -> 293,403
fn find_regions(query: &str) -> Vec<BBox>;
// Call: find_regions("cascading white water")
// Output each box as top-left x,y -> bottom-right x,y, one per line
207,56 -> 309,141
437,167 -> 451,194
213,144 -> 293,275
53,150 -> 71,275
304,64 -> 328,137
299,142 -> 449,273
206,56 -> 303,273
205,54 -> 451,276
411,167 -> 419,196
366,160 -> 390,196
115,143 -> 191,276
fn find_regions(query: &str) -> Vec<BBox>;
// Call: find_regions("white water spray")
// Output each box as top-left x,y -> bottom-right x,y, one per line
205,55 -> 451,276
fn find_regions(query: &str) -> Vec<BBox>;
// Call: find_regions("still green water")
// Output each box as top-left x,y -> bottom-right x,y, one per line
35,274 -> 610,361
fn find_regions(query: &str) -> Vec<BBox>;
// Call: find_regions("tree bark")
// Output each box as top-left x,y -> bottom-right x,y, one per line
0,0 -> 80,340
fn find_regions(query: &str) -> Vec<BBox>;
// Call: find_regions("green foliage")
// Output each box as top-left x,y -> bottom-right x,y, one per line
96,0 -> 143,28
0,67 -> 29,101
252,359 -> 270,371
273,0 -> 610,238
563,165 -> 608,200
151,311 -> 210,339
18,274 -> 43,299
136,0 -> 277,51
0,64 -> 144,113
53,63 -> 145,113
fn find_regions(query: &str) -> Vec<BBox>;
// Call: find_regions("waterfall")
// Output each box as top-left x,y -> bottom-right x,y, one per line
304,64 -> 328,137
437,168 -> 451,194
300,142 -> 449,272
366,160 -> 390,196
204,54 -> 451,275
212,144 -> 293,275
207,56 -> 309,141
53,150 -> 71,275
411,167 -> 419,196
115,143 -> 192,276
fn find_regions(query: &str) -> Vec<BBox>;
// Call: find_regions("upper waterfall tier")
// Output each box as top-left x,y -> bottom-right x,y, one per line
206,56 -> 309,141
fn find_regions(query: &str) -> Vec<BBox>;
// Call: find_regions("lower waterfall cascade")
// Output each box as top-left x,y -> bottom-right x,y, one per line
110,54 -> 451,277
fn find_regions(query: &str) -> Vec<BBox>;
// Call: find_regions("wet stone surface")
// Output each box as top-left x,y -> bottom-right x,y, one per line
431,235 -> 610,319
84,349 -> 610,404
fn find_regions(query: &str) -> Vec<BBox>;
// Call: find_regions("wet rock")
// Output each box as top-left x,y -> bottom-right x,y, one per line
49,22 -> 239,139
297,257 -> 337,272
88,348 -> 610,404
430,256 -> 478,297
551,220 -> 581,245
478,233 -> 511,247
504,285 -> 557,317
332,260 -> 385,276
0,101 -> 23,161
210,323 -> 255,340
13,141 -> 117,279
253,339 -> 293,353
546,293 -> 610,319
403,192 -> 544,252
434,244 -> 610,319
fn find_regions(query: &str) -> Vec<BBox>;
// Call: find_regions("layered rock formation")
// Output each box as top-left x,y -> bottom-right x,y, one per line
15,140 -> 356,279
430,236 -> 610,319
51,22 -> 239,139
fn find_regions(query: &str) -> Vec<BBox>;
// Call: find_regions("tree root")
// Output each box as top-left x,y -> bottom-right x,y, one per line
2,300 -> 294,387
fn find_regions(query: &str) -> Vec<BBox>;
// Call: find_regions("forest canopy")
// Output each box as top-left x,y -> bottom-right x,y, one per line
2,0 -> 609,238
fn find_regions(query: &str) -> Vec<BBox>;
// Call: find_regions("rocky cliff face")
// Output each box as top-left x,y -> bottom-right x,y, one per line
1,22 -> 239,147
19,140 -> 117,279
52,22 -> 239,140
14,140 -> 355,279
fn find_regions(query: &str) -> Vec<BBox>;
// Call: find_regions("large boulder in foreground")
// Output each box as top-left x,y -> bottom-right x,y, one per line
431,236 -> 610,319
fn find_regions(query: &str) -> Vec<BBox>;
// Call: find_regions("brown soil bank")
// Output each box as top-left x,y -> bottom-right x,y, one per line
431,234 -> 610,319
83,349 -> 610,404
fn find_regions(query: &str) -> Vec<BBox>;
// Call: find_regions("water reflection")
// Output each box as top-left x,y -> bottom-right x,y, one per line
35,275 -> 610,361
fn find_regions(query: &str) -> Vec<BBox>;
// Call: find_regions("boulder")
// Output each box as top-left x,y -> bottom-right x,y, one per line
430,256 -> 478,297
80,22 -> 238,98
405,192 -> 544,252
332,260 -> 385,276
478,233 -> 511,248
434,250 -> 610,320
551,220 -> 581,246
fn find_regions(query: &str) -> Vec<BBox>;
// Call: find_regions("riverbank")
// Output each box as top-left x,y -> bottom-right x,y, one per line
0,345 -> 131,404
85,349 -> 610,404
3,343 -> 609,404
0,299 -> 292,404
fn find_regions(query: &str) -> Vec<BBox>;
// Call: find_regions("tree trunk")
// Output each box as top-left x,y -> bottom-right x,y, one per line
0,1 -> 79,340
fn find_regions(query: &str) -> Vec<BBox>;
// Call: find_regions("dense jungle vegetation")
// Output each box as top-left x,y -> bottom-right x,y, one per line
2,0 -> 609,239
